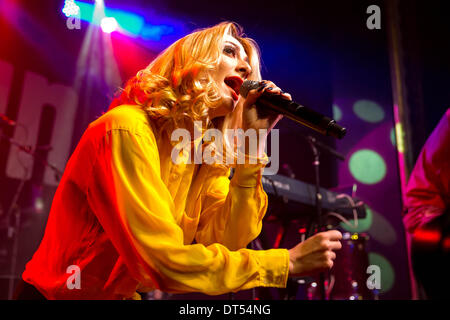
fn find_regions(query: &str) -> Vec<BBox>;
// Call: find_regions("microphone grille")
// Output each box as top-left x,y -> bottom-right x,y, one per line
239,80 -> 261,98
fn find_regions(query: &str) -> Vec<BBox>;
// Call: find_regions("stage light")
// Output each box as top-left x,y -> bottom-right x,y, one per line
72,1 -> 182,45
62,0 -> 80,17
353,100 -> 385,123
141,24 -> 174,41
101,17 -> 118,33
74,1 -> 147,36
349,149 -> 387,185
332,104 -> 343,122
390,127 -> 396,147
368,252 -> 395,293
107,9 -> 144,36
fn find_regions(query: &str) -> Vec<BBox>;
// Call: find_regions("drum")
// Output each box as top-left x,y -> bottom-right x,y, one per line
302,232 -> 374,300
295,232 -> 377,300
329,232 -> 373,300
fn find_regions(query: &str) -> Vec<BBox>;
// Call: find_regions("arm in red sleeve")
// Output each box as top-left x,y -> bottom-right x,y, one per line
404,109 -> 450,233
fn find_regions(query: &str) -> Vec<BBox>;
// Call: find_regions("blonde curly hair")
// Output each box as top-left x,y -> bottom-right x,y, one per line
110,21 -> 263,165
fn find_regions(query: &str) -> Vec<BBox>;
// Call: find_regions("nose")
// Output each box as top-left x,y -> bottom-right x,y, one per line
236,59 -> 251,79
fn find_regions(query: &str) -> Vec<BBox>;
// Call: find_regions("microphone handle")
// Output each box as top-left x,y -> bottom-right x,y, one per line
256,93 -> 347,139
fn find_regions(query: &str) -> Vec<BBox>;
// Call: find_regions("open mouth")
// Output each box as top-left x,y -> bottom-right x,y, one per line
224,76 -> 244,100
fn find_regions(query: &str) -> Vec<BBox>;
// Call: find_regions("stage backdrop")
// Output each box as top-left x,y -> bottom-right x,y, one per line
330,1 -> 410,299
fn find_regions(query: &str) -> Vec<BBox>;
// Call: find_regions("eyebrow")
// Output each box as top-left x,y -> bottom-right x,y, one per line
224,41 -> 250,63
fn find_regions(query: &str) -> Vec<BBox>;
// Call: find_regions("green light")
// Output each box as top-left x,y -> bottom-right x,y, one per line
368,252 -> 395,293
353,100 -> 385,123
349,149 -> 387,184
390,127 -> 396,147
333,104 -> 342,122
74,1 -> 145,35
76,1 -> 94,21
105,8 -> 145,35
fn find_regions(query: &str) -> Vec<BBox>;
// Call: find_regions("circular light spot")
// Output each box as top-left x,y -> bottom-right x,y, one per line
353,100 -> 385,123
340,205 -> 373,232
368,252 -> 395,293
368,207 -> 397,245
390,127 -> 396,147
333,104 -> 342,122
349,149 -> 387,184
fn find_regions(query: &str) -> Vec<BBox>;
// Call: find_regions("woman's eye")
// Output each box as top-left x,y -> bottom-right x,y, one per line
223,46 -> 236,56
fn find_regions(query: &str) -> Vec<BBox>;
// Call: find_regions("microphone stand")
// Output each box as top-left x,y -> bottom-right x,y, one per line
305,135 -> 345,300
0,133 -> 63,181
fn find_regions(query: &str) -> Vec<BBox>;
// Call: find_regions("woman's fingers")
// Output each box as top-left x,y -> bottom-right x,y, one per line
253,80 -> 292,101
241,80 -> 291,130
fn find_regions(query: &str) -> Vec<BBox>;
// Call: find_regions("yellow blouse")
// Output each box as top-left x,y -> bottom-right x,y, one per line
22,104 -> 289,299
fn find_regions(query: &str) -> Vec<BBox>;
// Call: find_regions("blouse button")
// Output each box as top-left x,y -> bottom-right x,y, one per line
170,172 -> 180,181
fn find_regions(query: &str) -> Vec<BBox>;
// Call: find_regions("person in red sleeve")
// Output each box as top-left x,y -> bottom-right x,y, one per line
404,108 -> 450,299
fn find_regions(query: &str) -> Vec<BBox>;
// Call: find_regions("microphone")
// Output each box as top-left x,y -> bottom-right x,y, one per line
240,80 -> 347,139
0,113 -> 16,126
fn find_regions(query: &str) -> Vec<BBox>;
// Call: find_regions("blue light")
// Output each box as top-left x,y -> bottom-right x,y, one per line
104,7 -> 144,36
72,1 -> 179,41
141,24 -> 174,41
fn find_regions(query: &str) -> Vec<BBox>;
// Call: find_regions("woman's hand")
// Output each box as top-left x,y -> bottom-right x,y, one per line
288,230 -> 343,277
241,80 -> 291,132
240,80 -> 291,158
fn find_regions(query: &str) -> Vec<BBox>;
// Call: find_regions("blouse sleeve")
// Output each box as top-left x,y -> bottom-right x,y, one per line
193,163 -> 269,251
86,127 -> 289,295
